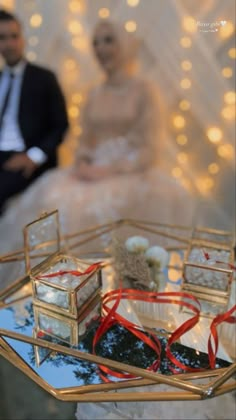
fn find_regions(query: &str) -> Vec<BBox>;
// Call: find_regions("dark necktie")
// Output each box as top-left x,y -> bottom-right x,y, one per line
0,72 -> 15,130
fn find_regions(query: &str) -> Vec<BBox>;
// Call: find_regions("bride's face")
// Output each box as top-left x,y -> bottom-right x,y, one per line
92,23 -> 122,74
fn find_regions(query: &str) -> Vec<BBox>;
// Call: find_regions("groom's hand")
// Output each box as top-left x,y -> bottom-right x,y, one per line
3,153 -> 38,178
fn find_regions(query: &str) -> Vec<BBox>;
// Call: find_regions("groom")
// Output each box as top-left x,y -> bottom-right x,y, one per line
0,9 -> 68,213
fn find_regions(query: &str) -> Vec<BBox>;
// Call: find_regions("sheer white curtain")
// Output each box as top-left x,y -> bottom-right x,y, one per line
107,0 -> 235,229
13,0 -> 235,231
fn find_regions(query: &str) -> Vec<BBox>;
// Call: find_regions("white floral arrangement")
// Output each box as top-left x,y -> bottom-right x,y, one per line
111,236 -> 169,291
125,236 -> 149,253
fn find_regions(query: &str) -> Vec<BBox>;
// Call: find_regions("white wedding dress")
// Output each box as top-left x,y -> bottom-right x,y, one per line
0,78 -> 196,258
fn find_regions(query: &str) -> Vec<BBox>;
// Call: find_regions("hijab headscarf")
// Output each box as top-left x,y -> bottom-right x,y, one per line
92,19 -> 139,72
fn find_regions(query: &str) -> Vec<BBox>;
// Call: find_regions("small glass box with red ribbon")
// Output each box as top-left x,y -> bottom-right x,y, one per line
182,226 -> 234,316
24,210 -> 102,319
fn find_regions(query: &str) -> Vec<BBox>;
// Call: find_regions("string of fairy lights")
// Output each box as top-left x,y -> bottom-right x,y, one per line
171,14 -> 235,195
0,0 -> 235,197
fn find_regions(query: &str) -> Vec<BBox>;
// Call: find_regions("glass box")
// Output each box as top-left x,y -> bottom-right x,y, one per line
24,211 -> 102,319
182,227 -> 234,316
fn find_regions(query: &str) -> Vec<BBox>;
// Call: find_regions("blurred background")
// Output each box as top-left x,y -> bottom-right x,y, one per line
0,0 -> 235,418
0,0 -> 235,229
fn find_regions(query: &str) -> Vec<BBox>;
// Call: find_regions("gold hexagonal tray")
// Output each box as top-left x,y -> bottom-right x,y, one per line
0,218 -> 235,402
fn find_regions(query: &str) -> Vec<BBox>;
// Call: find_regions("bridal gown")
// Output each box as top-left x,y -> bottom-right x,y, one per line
0,78 -> 196,258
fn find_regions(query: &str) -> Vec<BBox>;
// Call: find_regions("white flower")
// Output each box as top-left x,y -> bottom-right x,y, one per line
125,236 -> 149,253
145,246 -> 169,270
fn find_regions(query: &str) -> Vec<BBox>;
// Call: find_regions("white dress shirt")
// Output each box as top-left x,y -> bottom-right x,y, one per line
0,60 -> 46,165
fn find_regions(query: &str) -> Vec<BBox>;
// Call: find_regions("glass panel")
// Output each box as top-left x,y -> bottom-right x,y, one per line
35,281 -> 69,309
37,313 -> 71,342
24,211 -> 60,271
78,301 -> 101,336
77,273 -> 100,309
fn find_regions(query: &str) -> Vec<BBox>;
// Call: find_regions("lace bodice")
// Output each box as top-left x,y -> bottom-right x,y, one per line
77,78 -> 160,172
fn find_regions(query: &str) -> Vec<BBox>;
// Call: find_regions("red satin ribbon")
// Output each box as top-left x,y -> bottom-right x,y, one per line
93,287 -> 162,382
93,288 -> 201,381
35,262 -> 102,280
208,304 -> 236,368
34,257 -> 235,374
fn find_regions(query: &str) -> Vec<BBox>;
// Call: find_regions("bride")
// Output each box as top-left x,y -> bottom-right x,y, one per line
0,20 -> 195,252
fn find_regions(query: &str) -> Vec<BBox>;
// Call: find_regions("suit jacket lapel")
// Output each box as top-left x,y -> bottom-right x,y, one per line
18,62 -> 31,117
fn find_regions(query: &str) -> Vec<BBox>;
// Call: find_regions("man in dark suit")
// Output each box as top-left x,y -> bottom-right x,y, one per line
0,9 -> 68,213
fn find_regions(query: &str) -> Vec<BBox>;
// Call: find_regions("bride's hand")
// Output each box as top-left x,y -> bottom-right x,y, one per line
71,162 -> 111,181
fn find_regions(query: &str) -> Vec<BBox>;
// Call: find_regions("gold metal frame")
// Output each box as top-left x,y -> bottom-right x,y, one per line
0,218 -> 235,401
192,226 -> 234,248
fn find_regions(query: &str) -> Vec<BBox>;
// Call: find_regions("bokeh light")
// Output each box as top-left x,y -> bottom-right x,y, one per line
222,67 -> 233,78
180,78 -> 191,89
172,167 -> 183,178
127,0 -> 140,6
26,51 -> 37,62
180,37 -> 192,48
206,127 -> 223,143
219,20 -> 235,39
125,21 -> 137,32
221,105 -> 235,120
196,177 -> 214,195
208,163 -> 219,174
182,16 -> 197,33
69,106 -> 80,119
217,144 -> 234,159
176,134 -> 188,145
172,115 -> 186,129
72,93 -> 83,104
98,8 -> 110,18
30,14 -> 43,28
71,37 -> 88,51
179,100 -> 191,111
68,20 -> 83,35
228,48 -> 236,59
181,60 -> 192,71
224,91 -> 236,105
69,0 -> 84,13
